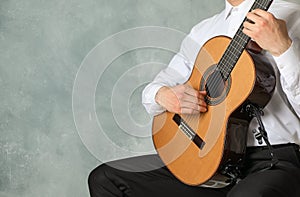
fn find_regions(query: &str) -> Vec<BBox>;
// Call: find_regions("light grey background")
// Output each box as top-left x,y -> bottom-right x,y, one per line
1,0 -> 299,196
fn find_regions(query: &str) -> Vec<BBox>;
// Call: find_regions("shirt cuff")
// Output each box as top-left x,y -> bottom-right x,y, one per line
273,41 -> 299,87
142,84 -> 165,116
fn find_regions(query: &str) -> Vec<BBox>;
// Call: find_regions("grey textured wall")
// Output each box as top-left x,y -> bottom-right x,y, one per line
1,0 -> 299,196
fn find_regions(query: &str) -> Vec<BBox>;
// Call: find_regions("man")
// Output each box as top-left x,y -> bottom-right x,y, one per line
88,0 -> 300,196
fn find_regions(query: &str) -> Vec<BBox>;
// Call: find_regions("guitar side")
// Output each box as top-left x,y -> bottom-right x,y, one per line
152,36 -> 256,186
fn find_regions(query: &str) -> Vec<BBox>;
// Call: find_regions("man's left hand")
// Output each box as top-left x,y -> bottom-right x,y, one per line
243,8 -> 292,57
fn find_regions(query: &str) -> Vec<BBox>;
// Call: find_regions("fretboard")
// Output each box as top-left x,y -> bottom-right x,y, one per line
217,0 -> 273,80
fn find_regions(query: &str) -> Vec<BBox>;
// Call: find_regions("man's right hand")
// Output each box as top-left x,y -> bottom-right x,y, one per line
155,84 -> 207,114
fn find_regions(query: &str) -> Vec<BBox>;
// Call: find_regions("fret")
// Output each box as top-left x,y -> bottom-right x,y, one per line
235,33 -> 249,44
217,0 -> 273,80
254,1 -> 268,10
230,40 -> 246,54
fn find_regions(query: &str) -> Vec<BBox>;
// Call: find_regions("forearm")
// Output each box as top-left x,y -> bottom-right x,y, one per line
273,39 -> 300,116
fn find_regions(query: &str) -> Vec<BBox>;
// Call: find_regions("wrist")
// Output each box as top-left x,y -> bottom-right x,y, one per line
272,38 -> 292,57
155,86 -> 167,106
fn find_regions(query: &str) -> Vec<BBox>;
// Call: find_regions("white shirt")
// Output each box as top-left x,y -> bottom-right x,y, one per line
142,0 -> 300,146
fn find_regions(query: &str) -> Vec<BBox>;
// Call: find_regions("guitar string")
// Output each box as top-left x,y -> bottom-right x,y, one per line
216,0 -> 270,76
201,0 -> 270,104
217,0 -> 269,76
184,0 -> 271,132
206,14 -> 252,98
217,0 -> 271,79
175,1 -> 272,177
218,0 -> 270,77
184,0 -> 262,123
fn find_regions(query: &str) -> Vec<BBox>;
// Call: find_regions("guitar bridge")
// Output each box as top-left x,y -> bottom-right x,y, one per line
173,114 -> 206,150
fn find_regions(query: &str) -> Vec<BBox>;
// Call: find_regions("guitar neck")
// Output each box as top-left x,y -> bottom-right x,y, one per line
217,0 -> 273,80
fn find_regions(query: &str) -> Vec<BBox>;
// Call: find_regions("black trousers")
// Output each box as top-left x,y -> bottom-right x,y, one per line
88,144 -> 300,197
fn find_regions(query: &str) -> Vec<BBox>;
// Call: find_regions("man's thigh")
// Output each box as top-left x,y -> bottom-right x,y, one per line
228,162 -> 300,197
102,154 -> 229,197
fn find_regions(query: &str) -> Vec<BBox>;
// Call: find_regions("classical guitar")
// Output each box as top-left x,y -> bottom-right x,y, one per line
152,0 -> 276,188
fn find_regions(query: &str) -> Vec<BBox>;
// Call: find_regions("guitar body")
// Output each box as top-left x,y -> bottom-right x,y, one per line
152,36 -> 276,187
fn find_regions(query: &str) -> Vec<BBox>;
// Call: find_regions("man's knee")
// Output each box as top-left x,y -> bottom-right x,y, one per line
227,186 -> 281,197
88,163 -> 111,187
227,188 -> 252,197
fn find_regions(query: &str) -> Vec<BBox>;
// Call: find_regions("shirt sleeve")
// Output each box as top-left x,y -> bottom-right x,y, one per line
142,29 -> 202,116
273,35 -> 300,117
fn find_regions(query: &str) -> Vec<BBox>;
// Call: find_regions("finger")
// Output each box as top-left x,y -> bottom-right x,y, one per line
179,92 -> 207,109
250,8 -> 271,19
198,98 -> 207,107
180,99 -> 207,112
181,99 -> 206,110
181,108 -> 200,115
182,86 -> 208,106
183,94 -> 207,108
246,12 -> 262,24
181,108 -> 198,115
243,13 -> 261,35
184,85 -> 200,98
180,101 -> 201,112
242,27 -> 252,37
243,23 -> 258,37
181,105 -> 207,114
199,90 -> 207,95
243,20 -> 255,30
198,91 -> 207,100
182,91 -> 199,104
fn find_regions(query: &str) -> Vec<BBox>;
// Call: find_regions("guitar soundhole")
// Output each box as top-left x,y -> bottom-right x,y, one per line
200,65 -> 231,106
206,71 -> 225,98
